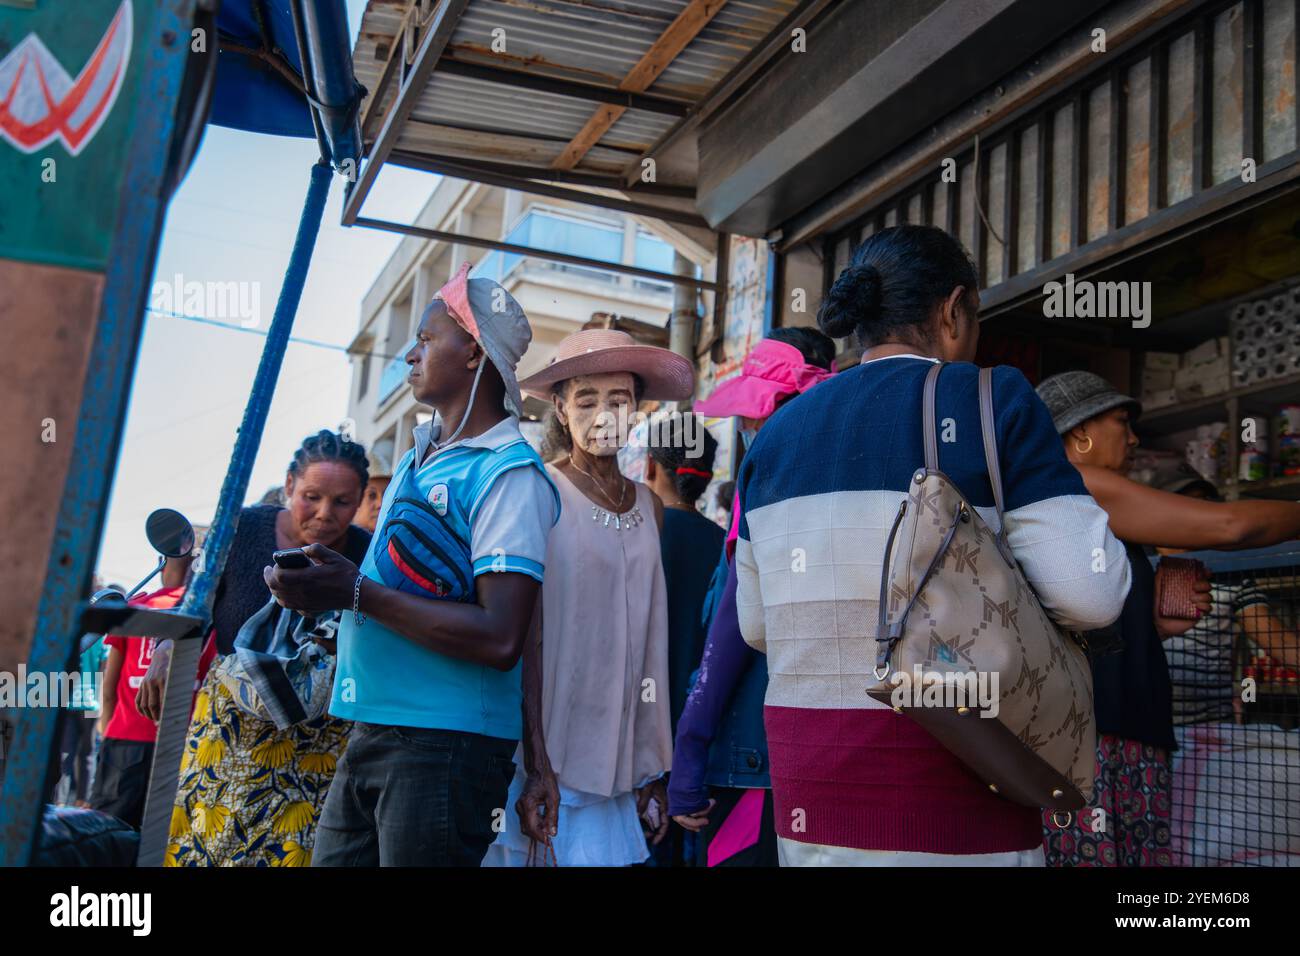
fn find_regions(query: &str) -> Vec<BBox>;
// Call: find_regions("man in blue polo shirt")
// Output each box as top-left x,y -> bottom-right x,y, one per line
266,263 -> 560,866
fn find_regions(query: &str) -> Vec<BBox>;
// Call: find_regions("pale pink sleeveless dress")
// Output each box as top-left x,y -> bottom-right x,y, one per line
487,465 -> 673,866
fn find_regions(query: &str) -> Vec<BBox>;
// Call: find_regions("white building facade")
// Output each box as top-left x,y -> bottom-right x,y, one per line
346,178 -> 701,473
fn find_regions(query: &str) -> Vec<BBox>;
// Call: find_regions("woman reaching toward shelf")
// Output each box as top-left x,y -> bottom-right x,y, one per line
1036,371 -> 1300,867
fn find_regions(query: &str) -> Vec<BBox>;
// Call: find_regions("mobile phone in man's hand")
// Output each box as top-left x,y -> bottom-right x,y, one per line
272,548 -> 312,570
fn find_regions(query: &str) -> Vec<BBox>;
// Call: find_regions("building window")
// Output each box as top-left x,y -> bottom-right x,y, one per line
357,351 -> 370,400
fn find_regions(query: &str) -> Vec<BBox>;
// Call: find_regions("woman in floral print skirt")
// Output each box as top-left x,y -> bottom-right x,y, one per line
138,430 -> 371,866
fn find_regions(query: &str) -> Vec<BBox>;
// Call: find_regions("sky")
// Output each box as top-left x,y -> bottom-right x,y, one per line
94,1 -> 430,585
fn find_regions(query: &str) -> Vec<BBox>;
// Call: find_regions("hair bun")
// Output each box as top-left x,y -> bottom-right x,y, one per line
818,262 -> 882,339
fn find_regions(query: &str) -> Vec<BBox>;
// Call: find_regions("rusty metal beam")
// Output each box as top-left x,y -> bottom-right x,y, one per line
343,0 -> 469,226
435,58 -> 691,117
1036,118 -> 1051,266
1108,67 -> 1126,232
1149,38 -> 1167,214
386,150 -> 710,228
623,0 -> 838,189
353,216 -> 720,291
388,150 -> 695,198
1003,132 -> 1019,284
1192,15 -> 1210,192
551,0 -> 728,172
1070,92 -> 1086,248
359,0 -> 438,146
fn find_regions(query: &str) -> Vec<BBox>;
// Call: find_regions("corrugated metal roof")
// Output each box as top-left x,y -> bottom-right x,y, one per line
408,72 -> 676,152
354,0 -> 798,178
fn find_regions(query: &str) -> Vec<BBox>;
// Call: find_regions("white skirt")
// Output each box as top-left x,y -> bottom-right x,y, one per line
484,767 -> 649,867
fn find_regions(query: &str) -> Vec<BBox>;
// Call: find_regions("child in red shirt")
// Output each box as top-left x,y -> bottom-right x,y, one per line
91,553 -> 196,828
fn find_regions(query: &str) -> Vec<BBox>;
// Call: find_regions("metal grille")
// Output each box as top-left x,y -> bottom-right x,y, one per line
1166,544 -> 1300,866
822,0 -> 1300,308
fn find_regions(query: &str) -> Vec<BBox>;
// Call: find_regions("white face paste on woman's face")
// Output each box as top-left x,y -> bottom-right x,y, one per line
556,372 -> 636,457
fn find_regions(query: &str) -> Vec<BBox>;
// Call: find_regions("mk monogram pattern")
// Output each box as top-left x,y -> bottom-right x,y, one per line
889,580 -> 929,616
924,629 -> 976,667
877,472 -> 1097,805
981,595 -> 1019,632
939,541 -> 980,575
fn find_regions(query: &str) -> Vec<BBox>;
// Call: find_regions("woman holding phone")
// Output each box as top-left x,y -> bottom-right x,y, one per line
138,429 -> 371,866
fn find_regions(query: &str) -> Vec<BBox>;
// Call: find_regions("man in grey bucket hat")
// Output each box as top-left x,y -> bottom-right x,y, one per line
1035,370 -> 1142,436
422,259 -> 532,428
264,261 -> 563,865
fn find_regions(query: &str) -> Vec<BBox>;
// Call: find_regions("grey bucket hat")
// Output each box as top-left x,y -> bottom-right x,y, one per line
1035,371 -> 1142,435
428,261 -> 531,418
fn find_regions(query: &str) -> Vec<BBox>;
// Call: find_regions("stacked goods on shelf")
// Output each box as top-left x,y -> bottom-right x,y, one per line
1174,336 -> 1231,399
1231,283 -> 1300,388
1187,421 -> 1229,484
1240,415 -> 1269,482
1279,406 -> 1300,478
1140,338 -> 1230,409
1238,406 -> 1300,485
1141,350 -> 1180,409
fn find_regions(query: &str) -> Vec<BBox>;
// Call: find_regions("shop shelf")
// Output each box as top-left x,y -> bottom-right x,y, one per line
1136,394 -> 1230,434
1137,370 -> 1300,435
1234,474 -> 1300,502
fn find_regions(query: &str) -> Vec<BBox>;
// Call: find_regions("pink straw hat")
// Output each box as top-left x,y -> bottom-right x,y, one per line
519,328 -> 695,401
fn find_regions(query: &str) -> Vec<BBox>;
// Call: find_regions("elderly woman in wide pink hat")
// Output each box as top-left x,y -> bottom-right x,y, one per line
485,328 -> 694,867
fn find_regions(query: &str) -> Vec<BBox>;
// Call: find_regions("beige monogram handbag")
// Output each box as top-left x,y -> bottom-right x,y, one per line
867,363 -> 1096,812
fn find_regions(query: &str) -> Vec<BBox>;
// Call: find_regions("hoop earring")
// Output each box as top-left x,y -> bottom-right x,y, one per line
1073,435 -> 1093,455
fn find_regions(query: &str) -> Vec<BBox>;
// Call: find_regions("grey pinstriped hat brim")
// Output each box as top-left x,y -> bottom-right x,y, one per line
1035,371 -> 1142,435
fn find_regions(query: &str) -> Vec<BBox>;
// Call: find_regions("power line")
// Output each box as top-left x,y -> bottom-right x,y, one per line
162,225 -> 369,270
123,357 -> 339,443
145,307 -> 407,363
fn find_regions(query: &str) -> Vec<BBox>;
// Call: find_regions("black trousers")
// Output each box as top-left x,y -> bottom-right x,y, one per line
54,711 -> 96,803
90,738 -> 155,829
313,723 -> 516,867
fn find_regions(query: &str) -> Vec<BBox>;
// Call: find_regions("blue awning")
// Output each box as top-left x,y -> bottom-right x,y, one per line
209,0 -> 361,167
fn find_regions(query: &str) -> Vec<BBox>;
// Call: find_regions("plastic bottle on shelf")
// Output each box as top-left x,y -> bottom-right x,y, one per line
1239,449 -> 1269,482
1278,406 -> 1300,477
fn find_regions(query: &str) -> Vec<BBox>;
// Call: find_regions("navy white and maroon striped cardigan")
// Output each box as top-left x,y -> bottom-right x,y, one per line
735,354 -> 1131,856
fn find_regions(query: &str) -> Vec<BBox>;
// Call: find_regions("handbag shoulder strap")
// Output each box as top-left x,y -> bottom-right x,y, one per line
977,366 -> 1015,564
922,361 -> 944,471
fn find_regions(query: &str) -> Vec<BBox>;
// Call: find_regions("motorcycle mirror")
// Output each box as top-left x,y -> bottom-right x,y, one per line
90,587 -> 128,606
145,508 -> 195,559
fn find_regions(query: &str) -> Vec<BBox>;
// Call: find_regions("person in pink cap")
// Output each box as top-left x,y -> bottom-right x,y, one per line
669,327 -> 836,867
695,329 -> 837,553
267,262 -> 563,866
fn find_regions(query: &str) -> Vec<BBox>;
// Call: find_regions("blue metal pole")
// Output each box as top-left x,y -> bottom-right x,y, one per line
177,160 -> 334,627
134,160 -> 335,866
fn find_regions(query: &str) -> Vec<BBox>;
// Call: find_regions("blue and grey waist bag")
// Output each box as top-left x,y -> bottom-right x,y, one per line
372,465 -> 475,602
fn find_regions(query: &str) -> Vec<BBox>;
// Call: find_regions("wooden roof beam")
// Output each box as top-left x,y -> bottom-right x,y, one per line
550,0 -> 728,172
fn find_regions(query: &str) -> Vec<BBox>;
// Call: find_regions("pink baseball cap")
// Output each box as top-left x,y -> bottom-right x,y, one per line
694,338 -> 833,419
